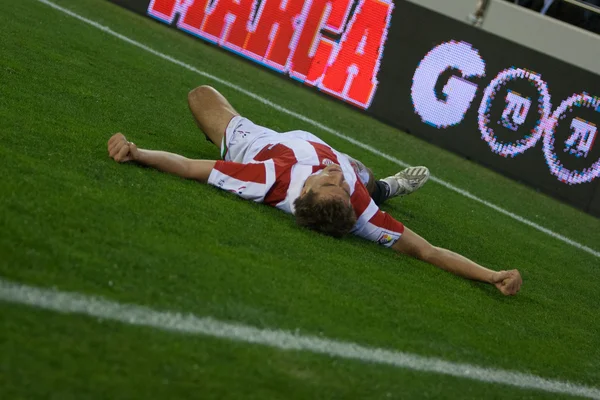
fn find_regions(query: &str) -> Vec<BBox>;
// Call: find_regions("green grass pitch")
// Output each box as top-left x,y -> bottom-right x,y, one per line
0,0 -> 599,398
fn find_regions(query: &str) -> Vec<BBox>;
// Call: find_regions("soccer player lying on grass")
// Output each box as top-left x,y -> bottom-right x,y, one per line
107,85 -> 522,296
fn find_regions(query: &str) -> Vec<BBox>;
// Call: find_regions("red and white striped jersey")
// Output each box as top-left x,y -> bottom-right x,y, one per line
207,117 -> 404,247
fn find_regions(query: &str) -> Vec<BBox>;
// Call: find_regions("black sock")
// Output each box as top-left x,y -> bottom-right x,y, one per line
380,180 -> 391,197
371,180 -> 390,206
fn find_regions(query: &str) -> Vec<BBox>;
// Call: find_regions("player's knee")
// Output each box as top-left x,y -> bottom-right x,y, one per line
188,85 -> 215,106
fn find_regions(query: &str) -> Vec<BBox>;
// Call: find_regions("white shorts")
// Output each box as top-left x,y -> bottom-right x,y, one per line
221,116 -> 280,163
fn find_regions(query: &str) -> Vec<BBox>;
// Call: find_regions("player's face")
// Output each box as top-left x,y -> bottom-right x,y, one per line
302,164 -> 351,202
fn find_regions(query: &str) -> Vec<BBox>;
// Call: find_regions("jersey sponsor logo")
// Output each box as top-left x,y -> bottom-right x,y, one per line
322,158 -> 336,165
376,230 -> 400,246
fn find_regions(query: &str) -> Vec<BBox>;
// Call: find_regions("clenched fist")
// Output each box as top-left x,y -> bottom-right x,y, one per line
108,133 -> 138,163
490,269 -> 522,296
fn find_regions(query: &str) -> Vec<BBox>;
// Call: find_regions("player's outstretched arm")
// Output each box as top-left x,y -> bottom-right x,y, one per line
392,227 -> 522,296
107,133 -> 216,182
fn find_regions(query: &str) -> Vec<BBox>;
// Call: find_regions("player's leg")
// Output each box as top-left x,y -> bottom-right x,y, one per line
379,166 -> 430,201
356,165 -> 406,206
350,163 -> 394,206
346,153 -> 429,204
364,168 -> 401,206
364,165 -> 430,205
344,154 -> 376,193
364,166 -> 376,194
188,85 -> 239,147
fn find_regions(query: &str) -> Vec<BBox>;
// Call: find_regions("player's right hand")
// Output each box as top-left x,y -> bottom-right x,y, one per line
108,133 -> 138,163
491,269 -> 522,296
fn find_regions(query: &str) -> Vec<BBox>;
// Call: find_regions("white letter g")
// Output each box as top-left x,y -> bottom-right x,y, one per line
411,41 -> 485,129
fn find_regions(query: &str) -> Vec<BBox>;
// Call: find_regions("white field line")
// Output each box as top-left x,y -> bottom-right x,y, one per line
36,0 -> 600,259
1,278 -> 599,399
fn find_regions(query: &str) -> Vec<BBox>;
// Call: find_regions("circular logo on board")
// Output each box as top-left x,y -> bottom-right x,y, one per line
478,68 -> 551,157
542,93 -> 600,185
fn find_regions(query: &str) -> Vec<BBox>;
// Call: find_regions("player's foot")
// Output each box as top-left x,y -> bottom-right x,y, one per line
381,166 -> 430,199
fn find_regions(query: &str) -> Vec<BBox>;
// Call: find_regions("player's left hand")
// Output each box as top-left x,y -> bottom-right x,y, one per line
491,269 -> 522,296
